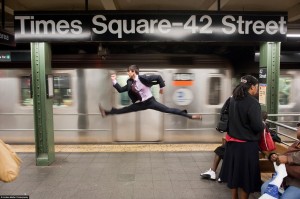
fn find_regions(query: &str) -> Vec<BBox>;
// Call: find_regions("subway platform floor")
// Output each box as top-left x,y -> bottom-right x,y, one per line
0,144 -> 261,199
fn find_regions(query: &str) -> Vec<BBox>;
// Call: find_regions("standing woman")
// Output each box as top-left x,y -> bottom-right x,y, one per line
220,75 -> 265,199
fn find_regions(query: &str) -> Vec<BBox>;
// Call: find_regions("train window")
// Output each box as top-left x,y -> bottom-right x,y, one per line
208,77 -> 221,105
120,92 -> 130,105
119,85 -> 160,106
117,75 -> 131,106
279,77 -> 292,105
117,73 -> 160,106
20,76 -> 32,106
20,74 -> 72,107
53,74 -> 72,107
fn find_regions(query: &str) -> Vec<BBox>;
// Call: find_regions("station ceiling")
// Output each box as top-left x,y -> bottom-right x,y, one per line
1,0 -> 300,29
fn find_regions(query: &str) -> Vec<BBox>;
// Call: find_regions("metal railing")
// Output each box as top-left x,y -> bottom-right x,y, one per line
1,113 -> 299,138
0,112 -> 215,132
0,112 -> 109,132
266,113 -> 299,146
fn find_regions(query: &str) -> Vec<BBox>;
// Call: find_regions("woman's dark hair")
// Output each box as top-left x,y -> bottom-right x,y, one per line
232,75 -> 259,100
127,65 -> 139,75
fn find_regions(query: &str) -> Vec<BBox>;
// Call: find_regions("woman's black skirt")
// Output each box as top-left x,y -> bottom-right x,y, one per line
219,141 -> 261,193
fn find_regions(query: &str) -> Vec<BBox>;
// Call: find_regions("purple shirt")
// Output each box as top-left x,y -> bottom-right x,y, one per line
112,75 -> 153,102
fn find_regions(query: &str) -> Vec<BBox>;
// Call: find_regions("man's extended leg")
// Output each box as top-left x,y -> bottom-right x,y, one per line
99,102 -> 147,117
147,97 -> 201,119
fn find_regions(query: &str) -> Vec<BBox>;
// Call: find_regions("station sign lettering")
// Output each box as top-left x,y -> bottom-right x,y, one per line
14,11 -> 287,42
173,73 -> 194,87
0,52 -> 11,62
259,67 -> 267,84
0,29 -> 15,46
173,73 -> 194,81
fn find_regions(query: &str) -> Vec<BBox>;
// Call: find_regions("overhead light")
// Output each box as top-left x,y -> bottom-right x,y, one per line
287,34 -> 300,38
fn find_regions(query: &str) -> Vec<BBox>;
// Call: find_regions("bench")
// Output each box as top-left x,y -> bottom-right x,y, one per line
260,142 -> 289,182
260,143 -> 289,172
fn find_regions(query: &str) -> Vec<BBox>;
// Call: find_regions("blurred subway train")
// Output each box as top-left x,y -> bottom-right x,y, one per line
0,54 -> 299,144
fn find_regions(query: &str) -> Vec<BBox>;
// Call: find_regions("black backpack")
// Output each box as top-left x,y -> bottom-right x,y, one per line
216,97 -> 231,133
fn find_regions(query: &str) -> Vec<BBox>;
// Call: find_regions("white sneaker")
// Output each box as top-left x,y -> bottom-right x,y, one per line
259,193 -> 277,199
217,178 -> 222,183
200,168 -> 216,180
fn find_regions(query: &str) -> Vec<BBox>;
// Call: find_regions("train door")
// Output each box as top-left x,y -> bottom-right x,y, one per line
113,71 -> 163,142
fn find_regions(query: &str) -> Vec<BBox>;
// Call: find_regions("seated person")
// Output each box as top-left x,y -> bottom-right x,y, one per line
200,144 -> 225,182
260,123 -> 300,199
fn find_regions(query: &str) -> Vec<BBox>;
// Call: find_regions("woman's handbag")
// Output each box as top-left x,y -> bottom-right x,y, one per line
0,139 -> 22,182
216,97 -> 231,133
259,127 -> 276,151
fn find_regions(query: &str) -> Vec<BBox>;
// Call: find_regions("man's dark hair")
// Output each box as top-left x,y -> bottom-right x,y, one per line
127,65 -> 139,75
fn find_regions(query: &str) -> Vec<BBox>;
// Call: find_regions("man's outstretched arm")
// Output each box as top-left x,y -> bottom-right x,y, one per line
111,74 -> 128,93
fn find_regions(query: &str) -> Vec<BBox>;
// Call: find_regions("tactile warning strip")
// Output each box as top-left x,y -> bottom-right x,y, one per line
11,144 -> 221,152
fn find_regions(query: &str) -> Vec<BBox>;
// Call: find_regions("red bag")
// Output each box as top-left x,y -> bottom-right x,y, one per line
259,127 -> 276,151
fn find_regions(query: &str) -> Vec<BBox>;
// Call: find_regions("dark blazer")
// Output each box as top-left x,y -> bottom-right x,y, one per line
113,74 -> 165,103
